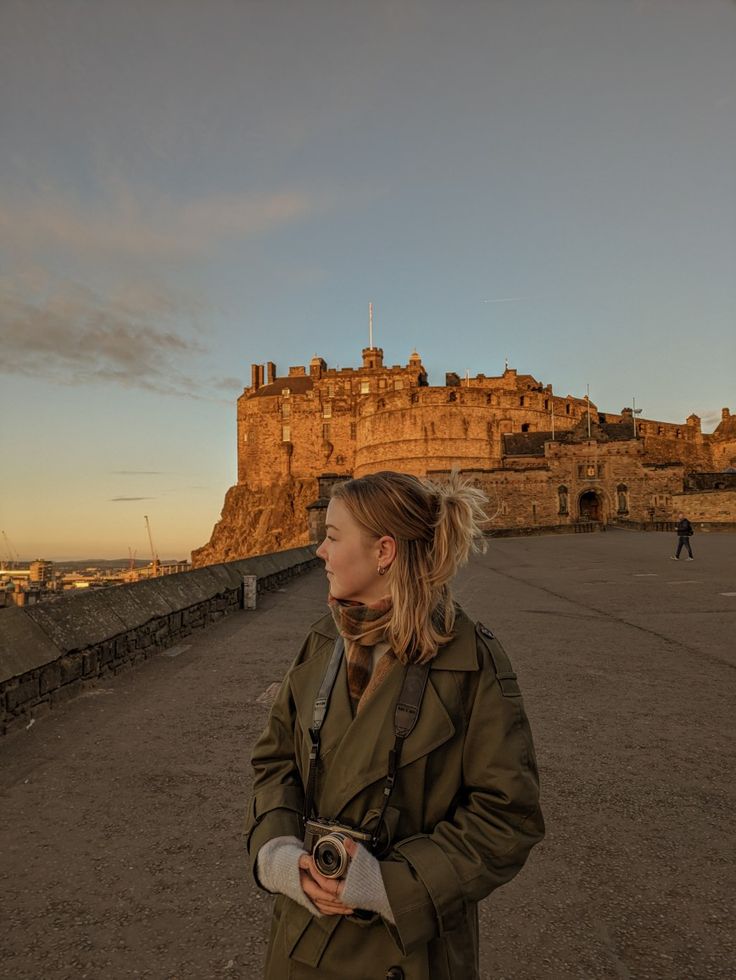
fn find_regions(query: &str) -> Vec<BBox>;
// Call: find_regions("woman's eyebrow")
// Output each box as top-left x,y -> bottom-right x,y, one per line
325,523 -> 340,531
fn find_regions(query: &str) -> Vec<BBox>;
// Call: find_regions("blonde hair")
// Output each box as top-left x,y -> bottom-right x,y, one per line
330,469 -> 489,664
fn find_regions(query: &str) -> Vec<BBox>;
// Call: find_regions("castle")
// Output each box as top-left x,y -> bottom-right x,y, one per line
192,347 -> 736,565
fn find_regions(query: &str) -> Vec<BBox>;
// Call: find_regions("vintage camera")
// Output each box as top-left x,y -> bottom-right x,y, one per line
303,818 -> 374,879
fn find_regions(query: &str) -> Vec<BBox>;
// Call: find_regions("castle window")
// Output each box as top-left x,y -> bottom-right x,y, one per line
676,428 -> 682,438
521,423 -> 530,432
448,391 -> 457,402
360,381 -> 370,395
322,423 -> 331,440
657,426 -> 664,435
379,378 -> 386,390
323,402 -> 332,419
597,464 -> 604,477
566,403 -> 571,415
328,384 -> 334,398
519,396 -> 525,407
281,402 -> 291,419
282,387 -> 290,398
281,425 -> 291,442
544,399 -> 549,410
394,379 -> 403,390
350,422 -> 357,439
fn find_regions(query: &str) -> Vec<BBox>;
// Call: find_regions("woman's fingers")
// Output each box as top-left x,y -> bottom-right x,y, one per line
299,870 -> 354,915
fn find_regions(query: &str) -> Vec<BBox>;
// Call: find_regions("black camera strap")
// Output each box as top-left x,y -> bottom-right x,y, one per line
303,634 -> 431,849
371,660 -> 430,850
304,635 -> 345,825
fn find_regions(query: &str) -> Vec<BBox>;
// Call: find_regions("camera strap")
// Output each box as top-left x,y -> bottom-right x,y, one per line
371,661 -> 430,849
303,634 -> 431,848
304,635 -> 345,825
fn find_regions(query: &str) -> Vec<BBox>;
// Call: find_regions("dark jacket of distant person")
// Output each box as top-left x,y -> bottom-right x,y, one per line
244,607 -> 544,980
676,518 -> 694,537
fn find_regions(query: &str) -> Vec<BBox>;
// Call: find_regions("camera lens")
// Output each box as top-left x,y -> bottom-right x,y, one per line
314,833 -> 350,878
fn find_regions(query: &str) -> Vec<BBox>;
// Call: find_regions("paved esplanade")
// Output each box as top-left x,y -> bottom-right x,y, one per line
1,530 -> 734,979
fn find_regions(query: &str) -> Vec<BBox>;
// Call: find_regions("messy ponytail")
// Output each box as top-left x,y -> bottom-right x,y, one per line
330,469 -> 489,664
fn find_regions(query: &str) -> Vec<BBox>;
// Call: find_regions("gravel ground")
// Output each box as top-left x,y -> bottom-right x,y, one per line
1,528 -> 734,979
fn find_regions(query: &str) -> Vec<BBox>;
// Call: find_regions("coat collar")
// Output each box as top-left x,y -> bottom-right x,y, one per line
290,635 -> 456,818
308,603 -> 479,672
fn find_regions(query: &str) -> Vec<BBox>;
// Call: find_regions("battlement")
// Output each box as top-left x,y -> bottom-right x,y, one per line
232,347 -> 733,490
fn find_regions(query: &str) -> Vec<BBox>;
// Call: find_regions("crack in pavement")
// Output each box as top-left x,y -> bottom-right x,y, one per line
477,559 -> 736,672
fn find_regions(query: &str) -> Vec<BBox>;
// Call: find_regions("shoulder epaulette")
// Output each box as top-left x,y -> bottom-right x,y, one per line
475,622 -> 521,697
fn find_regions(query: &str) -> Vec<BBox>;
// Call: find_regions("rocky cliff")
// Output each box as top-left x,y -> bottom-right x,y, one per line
191,478 -> 316,567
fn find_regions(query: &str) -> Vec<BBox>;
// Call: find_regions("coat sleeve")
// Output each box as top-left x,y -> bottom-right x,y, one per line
243,635 -> 310,890
379,635 -> 545,955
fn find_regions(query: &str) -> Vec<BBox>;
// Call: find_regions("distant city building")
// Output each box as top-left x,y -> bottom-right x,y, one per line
29,560 -> 54,585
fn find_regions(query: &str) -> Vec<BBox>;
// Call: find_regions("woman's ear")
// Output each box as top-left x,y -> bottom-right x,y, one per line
377,536 -> 397,564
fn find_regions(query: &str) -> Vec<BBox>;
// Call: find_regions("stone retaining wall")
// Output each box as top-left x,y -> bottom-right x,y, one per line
486,522 -> 605,538
613,518 -> 736,532
0,547 -> 318,736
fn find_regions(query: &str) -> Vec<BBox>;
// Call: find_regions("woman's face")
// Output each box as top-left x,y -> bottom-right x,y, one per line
316,497 -> 395,604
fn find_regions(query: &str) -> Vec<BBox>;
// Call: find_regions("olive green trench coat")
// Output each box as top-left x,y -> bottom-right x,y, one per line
244,605 -> 544,980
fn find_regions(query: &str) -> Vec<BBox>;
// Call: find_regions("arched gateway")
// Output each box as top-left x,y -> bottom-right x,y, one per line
578,489 -> 603,522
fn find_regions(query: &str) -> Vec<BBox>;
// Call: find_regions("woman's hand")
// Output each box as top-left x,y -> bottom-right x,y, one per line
298,838 -> 358,916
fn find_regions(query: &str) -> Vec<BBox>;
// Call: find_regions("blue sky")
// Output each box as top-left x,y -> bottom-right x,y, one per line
1,0 -> 735,559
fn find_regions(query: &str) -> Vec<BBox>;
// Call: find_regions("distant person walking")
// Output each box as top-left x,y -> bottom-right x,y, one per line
672,515 -> 694,560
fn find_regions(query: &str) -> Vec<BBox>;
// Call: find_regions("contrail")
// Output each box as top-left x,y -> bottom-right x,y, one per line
482,297 -> 524,304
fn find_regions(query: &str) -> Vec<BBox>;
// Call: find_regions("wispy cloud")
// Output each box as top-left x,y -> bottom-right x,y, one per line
112,470 -> 169,475
482,297 -> 525,304
110,496 -> 156,502
210,375 -> 244,391
0,180 -> 328,261
0,276 -> 216,398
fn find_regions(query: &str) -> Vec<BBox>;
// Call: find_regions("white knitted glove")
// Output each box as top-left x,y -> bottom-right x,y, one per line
255,835 -> 322,917
340,843 -> 396,924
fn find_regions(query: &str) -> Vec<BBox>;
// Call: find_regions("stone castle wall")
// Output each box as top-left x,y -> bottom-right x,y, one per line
193,347 -> 736,564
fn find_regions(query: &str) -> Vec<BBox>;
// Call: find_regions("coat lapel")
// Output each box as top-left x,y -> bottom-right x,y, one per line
290,634 -> 354,763
293,605 -> 479,819
319,666 -> 455,818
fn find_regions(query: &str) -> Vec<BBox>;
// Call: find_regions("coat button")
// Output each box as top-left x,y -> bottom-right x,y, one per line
386,969 -> 404,980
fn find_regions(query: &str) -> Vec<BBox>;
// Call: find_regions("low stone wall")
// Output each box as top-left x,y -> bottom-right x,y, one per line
0,546 -> 318,736
486,521 -> 605,538
672,488 -> 736,522
613,518 -> 736,533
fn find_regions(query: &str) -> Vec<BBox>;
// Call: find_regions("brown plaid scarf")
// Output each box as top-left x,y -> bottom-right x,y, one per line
327,593 -> 398,714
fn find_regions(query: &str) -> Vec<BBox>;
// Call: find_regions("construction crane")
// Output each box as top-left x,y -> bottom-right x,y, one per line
144,516 -> 160,577
1,531 -> 20,570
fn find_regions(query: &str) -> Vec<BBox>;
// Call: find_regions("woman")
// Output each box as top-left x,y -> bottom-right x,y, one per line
244,471 -> 544,979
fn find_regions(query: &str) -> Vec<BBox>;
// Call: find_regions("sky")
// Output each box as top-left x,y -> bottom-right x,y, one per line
1,0 -> 735,560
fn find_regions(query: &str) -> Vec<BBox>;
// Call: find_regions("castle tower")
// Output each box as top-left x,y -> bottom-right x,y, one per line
361,346 -> 384,369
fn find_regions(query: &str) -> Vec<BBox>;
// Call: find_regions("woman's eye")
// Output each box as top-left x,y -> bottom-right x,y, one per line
326,535 -> 336,542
